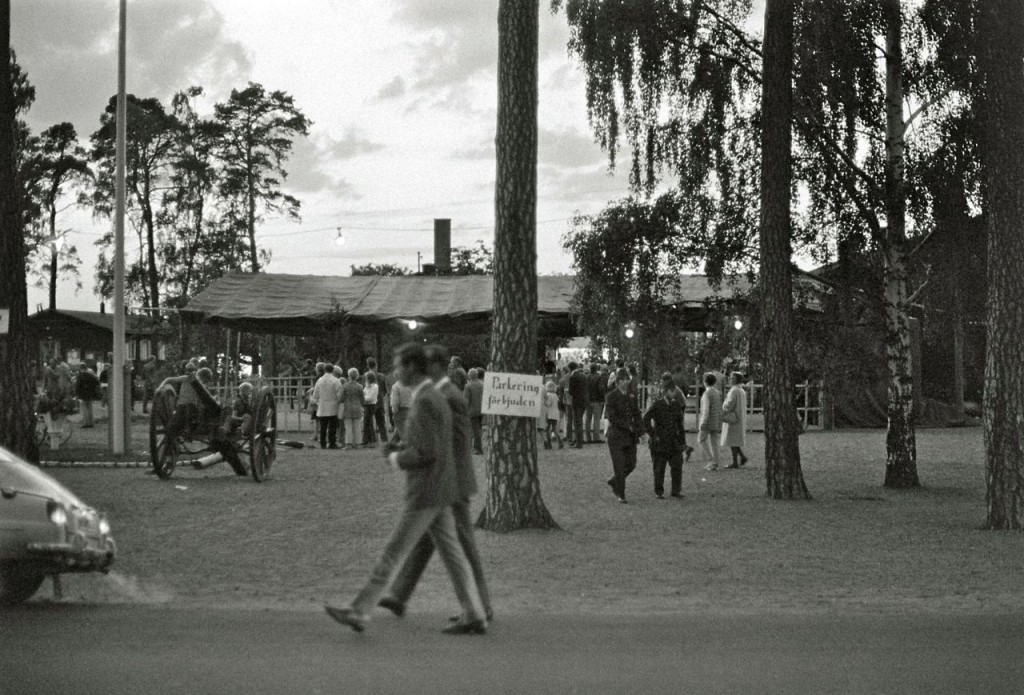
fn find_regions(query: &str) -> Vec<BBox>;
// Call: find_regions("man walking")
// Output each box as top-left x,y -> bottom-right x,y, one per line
604,368 -> 643,503
464,368 -> 485,455
324,343 -> 487,635
377,346 -> 493,625
642,374 -> 688,499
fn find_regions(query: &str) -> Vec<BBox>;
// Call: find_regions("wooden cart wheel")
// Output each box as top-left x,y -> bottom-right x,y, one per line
249,386 -> 277,482
149,385 -> 178,480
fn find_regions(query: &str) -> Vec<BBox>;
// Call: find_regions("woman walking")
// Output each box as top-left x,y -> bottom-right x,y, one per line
721,372 -> 749,468
698,372 -> 723,471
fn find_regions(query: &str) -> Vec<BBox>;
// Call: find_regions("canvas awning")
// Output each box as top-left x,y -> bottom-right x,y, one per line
182,272 -> 819,336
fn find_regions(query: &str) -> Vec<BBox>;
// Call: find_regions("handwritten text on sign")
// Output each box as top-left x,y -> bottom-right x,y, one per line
482,372 -> 544,418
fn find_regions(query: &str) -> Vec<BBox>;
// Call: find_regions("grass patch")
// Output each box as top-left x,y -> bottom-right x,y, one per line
37,426 -> 1024,616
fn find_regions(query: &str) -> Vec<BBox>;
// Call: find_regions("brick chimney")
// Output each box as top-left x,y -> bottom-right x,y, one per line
433,218 -> 451,275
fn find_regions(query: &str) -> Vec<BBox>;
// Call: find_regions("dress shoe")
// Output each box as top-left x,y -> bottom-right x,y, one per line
324,605 -> 365,632
377,597 -> 405,617
618,497 -> 628,504
684,446 -> 694,463
725,463 -> 740,469
670,492 -> 684,499
739,455 -> 749,467
655,493 -> 665,499
449,609 -> 494,623
442,619 -> 487,635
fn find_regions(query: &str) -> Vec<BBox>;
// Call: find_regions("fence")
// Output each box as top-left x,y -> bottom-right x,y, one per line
210,376 -> 824,434
637,381 -> 824,432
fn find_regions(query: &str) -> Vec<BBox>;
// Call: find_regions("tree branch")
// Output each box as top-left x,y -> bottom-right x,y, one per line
699,2 -> 763,58
905,87 -> 953,127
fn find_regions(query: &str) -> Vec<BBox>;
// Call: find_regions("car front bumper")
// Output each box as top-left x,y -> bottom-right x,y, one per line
26,539 -> 116,573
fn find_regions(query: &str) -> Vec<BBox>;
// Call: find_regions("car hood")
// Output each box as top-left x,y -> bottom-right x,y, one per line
0,446 -> 86,508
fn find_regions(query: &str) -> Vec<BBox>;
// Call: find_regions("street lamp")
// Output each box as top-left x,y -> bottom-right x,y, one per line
734,318 -> 743,330
334,227 -> 346,247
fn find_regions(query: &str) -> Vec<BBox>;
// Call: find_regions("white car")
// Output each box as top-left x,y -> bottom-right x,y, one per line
0,445 -> 116,605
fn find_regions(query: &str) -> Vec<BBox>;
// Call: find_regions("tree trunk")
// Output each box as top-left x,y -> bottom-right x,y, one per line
0,0 -> 39,462
882,0 -> 919,489
759,0 -> 808,500
48,191 -> 57,310
951,283 -> 966,420
142,183 -> 160,314
479,0 -> 557,532
979,0 -> 1024,530
247,159 -> 259,273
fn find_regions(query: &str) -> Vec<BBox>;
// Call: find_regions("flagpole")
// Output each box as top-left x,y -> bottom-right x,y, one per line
111,0 -> 127,454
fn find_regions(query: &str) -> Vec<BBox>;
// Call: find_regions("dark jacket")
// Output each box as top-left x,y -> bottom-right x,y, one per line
604,388 -> 642,444
75,369 -> 102,401
588,371 -> 608,404
568,369 -> 589,407
641,396 -> 686,454
395,380 -> 459,510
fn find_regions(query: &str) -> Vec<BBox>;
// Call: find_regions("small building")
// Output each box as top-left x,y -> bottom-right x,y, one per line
27,308 -> 165,369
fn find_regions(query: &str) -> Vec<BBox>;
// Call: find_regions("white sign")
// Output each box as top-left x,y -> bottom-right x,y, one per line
0,308 -> 8,335
482,372 -> 544,418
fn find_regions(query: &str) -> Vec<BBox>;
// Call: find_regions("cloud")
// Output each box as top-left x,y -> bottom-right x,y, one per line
375,76 -> 406,101
539,127 -> 606,169
12,0 -> 250,139
282,131 -> 372,197
388,0 -> 571,102
538,162 -> 630,209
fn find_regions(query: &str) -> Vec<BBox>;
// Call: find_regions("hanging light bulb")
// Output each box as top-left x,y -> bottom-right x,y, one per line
334,227 -> 346,247
734,319 -> 743,330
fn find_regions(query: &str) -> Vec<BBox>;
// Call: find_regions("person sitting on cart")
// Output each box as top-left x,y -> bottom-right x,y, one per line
227,382 -> 254,439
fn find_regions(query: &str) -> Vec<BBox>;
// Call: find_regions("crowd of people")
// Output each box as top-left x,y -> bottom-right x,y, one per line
537,359 -> 750,504
303,355 -> 486,454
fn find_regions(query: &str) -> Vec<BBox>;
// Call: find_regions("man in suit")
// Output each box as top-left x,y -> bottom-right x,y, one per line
376,345 -> 493,625
448,355 -> 468,391
324,343 -> 487,635
641,373 -> 688,499
463,368 -> 485,455
567,361 -> 589,448
605,368 -> 643,503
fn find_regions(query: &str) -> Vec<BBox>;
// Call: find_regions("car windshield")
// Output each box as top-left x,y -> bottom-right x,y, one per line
0,447 -> 84,508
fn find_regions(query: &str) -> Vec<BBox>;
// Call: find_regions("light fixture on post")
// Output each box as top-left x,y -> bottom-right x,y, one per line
334,227 -> 346,247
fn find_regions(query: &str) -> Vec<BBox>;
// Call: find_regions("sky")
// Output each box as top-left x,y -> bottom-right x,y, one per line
14,0 -> 652,314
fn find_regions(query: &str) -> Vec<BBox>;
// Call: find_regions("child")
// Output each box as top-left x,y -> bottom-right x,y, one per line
543,380 -> 564,450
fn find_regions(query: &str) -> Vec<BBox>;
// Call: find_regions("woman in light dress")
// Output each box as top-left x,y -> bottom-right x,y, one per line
698,372 -> 722,471
721,371 -> 749,469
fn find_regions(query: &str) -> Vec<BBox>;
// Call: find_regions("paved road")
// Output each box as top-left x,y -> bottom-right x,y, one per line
2,604 -> 1023,694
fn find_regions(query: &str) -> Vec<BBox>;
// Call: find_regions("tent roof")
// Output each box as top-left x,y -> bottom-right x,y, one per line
182,272 -> 810,336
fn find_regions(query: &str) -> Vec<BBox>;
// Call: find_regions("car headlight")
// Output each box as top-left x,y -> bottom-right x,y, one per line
98,517 -> 111,535
47,500 -> 67,526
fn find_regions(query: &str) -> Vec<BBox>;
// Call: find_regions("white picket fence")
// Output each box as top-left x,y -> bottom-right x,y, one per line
210,376 -> 824,434
637,381 -> 824,432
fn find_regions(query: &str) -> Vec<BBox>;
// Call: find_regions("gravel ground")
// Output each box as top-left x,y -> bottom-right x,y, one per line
33,423 -> 1024,616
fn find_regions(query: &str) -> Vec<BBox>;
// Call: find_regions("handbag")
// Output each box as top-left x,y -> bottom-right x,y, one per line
722,409 -> 739,425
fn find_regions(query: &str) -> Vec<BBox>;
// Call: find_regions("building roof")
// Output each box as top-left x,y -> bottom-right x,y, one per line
181,272 -> 782,336
28,308 -> 160,335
